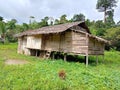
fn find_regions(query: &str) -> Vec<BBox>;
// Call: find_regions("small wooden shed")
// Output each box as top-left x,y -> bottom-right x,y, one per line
16,22 -> 107,66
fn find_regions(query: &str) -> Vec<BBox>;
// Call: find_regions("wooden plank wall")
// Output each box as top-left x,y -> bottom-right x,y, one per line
88,38 -> 104,55
41,31 -> 72,53
71,31 -> 88,55
18,38 -> 23,54
18,36 -> 28,54
26,35 -> 42,49
62,31 -> 72,53
42,34 -> 60,51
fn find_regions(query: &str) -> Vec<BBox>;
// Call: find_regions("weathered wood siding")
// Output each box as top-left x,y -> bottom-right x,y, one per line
88,38 -> 104,55
71,31 -> 88,55
41,31 -> 72,53
18,37 -> 23,54
42,34 -> 60,51
26,35 -> 42,49
18,36 -> 29,55
62,31 -> 72,53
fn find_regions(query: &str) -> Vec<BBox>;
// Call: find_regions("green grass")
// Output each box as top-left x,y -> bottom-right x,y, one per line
0,43 -> 120,90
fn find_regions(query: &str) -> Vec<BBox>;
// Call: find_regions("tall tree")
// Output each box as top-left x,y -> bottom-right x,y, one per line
95,20 -> 106,36
85,19 -> 92,26
96,0 -> 117,23
7,19 -> 17,30
105,26 -> 120,50
0,16 -> 3,21
22,23 -> 29,31
0,21 -> 6,43
5,19 -> 17,42
54,19 -> 60,25
106,10 -> 115,27
59,14 -> 68,24
72,13 -> 85,22
39,16 -> 49,27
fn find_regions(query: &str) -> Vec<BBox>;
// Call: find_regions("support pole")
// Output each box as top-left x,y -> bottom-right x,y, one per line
86,55 -> 88,67
52,52 -> 55,60
64,53 -> 67,62
57,52 -> 59,59
36,50 -> 37,57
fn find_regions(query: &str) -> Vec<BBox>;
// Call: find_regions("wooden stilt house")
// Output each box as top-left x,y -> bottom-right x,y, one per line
16,22 -> 108,66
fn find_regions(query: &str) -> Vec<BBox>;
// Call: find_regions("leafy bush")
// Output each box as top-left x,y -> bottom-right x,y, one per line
104,26 -> 120,51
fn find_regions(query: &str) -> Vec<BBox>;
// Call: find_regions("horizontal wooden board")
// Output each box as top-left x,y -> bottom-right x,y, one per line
88,50 -> 104,55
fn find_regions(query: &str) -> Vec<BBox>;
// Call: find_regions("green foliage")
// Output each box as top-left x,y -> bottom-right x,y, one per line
0,16 -> 3,21
106,10 -> 115,27
104,26 -> 120,50
6,30 -> 17,42
89,20 -> 106,36
96,0 -> 117,12
38,16 -> 49,27
96,0 -> 117,22
22,23 -> 29,31
54,19 -> 60,25
29,21 -> 40,29
0,43 -> 120,90
94,20 -> 106,36
7,19 -> 17,30
0,21 -> 6,34
85,19 -> 92,27
59,14 -> 68,24
72,13 -> 85,22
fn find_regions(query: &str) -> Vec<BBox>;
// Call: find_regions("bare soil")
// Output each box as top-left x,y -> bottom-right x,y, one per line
5,59 -> 29,65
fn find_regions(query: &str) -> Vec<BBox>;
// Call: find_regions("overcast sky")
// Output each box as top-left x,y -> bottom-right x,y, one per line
0,0 -> 120,24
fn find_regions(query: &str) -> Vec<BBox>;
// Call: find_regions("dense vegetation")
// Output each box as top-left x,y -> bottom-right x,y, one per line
0,43 -> 120,90
0,12 -> 120,51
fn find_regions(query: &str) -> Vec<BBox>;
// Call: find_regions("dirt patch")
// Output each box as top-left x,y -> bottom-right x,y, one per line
5,59 -> 29,65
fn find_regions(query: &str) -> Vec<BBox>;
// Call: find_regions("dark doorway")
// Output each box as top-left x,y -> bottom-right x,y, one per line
30,49 -> 40,57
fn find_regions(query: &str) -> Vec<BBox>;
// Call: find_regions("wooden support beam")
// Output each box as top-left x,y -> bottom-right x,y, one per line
64,53 -> 67,62
35,50 -> 37,57
43,51 -> 46,59
52,52 -> 55,60
85,55 -> 88,67
57,52 -> 59,59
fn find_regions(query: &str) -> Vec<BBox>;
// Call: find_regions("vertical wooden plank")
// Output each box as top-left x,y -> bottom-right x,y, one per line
85,33 -> 89,67
52,52 -> 54,60
86,55 -> 88,67
64,53 -> 67,62
35,50 -> 37,57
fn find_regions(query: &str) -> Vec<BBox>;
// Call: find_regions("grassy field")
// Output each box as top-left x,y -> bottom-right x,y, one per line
0,43 -> 120,90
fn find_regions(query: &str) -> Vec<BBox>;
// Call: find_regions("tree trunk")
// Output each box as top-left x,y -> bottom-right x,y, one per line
104,8 -> 107,23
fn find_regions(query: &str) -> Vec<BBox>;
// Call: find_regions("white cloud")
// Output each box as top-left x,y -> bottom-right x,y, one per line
0,0 -> 119,24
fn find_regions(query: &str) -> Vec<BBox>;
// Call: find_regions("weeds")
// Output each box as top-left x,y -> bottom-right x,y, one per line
0,43 -> 120,90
